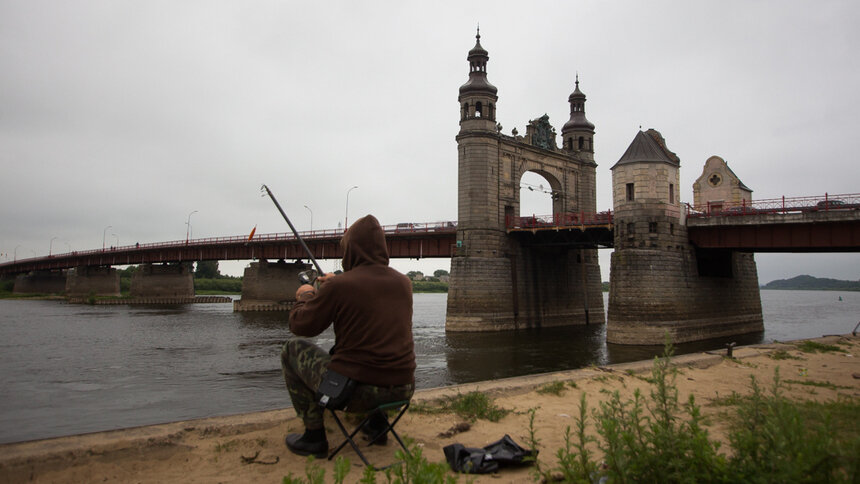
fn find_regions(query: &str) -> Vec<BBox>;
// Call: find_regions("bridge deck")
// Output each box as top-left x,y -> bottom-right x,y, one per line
0,223 -> 457,275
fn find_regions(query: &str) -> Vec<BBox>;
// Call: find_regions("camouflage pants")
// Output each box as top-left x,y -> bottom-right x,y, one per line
281,338 -> 414,429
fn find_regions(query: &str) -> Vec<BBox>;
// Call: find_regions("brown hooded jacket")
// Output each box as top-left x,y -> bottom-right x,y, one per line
288,215 -> 415,386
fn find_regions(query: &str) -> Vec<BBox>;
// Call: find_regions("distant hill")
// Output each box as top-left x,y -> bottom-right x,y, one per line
762,275 -> 860,291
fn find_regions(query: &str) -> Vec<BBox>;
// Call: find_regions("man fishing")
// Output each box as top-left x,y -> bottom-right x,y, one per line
280,214 -> 416,458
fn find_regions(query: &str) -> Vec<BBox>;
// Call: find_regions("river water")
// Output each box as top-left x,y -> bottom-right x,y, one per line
0,290 -> 857,444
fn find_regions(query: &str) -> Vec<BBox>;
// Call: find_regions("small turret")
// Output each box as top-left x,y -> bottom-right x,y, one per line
458,28 -> 498,127
561,75 -> 595,153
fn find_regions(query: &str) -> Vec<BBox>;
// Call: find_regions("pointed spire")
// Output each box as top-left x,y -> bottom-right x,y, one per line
562,75 -> 594,134
460,29 -> 497,96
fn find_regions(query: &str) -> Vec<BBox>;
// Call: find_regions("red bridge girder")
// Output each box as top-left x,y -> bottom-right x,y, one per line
688,219 -> 860,252
0,224 -> 457,275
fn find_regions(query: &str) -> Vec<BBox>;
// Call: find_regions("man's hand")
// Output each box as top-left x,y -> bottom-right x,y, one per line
295,284 -> 315,300
315,272 -> 337,285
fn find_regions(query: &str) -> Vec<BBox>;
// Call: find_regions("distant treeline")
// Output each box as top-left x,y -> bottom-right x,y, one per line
762,275 -> 860,291
412,281 -> 448,293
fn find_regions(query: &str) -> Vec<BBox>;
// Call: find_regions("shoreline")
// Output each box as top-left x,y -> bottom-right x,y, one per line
1,334 -> 857,483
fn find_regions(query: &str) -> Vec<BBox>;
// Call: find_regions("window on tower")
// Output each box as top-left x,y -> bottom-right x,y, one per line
626,183 -> 635,201
475,102 -> 483,118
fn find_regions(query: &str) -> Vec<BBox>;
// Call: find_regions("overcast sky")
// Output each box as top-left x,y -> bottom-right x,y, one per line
1,0 -> 858,283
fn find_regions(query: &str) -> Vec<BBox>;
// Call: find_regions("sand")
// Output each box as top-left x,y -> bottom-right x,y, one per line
1,335 -> 857,483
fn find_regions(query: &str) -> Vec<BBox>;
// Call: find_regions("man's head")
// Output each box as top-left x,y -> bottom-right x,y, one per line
341,215 -> 389,271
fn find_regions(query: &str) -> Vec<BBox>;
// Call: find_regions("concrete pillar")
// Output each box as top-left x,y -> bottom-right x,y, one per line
130,263 -> 194,298
233,259 -> 310,312
13,270 -> 67,295
66,266 -> 120,297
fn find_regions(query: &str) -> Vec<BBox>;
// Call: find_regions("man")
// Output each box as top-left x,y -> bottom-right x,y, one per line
281,214 -> 416,458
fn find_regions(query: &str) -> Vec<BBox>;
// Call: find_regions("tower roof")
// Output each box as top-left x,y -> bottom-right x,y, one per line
562,76 -> 594,133
612,129 -> 680,169
459,29 -> 497,97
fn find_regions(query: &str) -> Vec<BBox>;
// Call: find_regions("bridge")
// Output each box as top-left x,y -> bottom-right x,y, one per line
0,222 -> 458,275
685,193 -> 860,252
5,34 -> 860,344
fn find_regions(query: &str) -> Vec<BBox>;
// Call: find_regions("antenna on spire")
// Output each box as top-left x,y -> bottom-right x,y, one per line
576,72 -> 579,86
476,23 -> 480,40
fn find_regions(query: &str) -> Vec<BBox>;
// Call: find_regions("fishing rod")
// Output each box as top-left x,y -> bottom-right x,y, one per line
260,184 -> 324,283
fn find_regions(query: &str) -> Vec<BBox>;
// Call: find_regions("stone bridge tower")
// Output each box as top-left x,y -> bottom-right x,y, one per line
607,130 -> 763,344
446,32 -> 604,332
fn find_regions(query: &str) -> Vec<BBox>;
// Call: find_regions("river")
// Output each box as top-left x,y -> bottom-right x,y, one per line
0,290 -> 857,444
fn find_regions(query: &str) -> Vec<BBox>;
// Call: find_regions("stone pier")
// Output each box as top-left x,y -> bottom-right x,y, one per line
607,131 -> 763,344
129,263 -> 194,298
13,270 -> 67,295
233,259 -> 310,312
446,34 -> 603,331
66,266 -> 120,297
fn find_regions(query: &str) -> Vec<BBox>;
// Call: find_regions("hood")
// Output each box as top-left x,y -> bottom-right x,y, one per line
341,215 -> 389,271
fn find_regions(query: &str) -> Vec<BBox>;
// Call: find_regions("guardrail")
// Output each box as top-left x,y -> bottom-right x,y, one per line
0,221 -> 459,268
685,193 -> 860,218
507,211 -> 613,230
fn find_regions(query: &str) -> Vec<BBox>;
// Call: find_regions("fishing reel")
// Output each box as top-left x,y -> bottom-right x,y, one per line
298,269 -> 319,285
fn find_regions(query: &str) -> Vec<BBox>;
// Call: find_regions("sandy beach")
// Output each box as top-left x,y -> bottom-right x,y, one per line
1,334 -> 857,483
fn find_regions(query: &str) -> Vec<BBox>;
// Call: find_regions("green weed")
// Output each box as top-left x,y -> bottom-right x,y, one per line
785,379 -> 851,390
769,349 -> 803,360
441,391 -> 509,422
283,455 -> 350,484
534,343 -> 859,483
536,381 -> 567,396
796,341 -> 846,354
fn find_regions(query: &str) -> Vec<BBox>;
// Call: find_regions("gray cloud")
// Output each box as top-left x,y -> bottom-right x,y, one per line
1,0 -> 858,282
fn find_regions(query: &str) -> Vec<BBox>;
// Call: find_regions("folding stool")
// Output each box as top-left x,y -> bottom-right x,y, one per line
326,400 -> 411,469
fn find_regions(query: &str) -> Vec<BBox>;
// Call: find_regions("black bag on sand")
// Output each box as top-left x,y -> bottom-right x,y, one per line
443,434 -> 537,474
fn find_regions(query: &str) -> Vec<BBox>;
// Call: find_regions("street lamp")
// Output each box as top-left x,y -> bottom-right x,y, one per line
186,210 -> 198,244
345,185 -> 358,231
304,205 -> 313,233
49,236 -> 58,256
103,226 -> 112,251
112,233 -> 119,248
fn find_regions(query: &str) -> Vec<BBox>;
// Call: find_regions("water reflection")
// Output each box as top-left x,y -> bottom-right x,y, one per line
444,324 -> 608,385
445,324 -> 765,386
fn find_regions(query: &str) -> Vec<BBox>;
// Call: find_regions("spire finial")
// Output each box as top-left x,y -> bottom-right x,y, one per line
476,23 -> 480,41
575,72 -> 579,87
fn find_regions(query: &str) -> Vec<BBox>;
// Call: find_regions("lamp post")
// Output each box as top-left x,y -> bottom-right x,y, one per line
103,226 -> 112,251
49,236 -> 58,256
112,234 -> 119,248
345,185 -> 358,231
304,205 -> 313,233
186,210 -> 198,244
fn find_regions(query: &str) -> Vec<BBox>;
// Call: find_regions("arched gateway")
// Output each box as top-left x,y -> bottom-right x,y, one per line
446,32 -> 604,331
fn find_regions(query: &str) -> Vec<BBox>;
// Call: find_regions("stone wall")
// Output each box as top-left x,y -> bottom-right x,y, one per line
66,266 -> 120,297
129,263 -> 193,298
13,270 -> 67,295
447,126 -> 603,332
234,260 -> 309,312
608,211 -> 763,345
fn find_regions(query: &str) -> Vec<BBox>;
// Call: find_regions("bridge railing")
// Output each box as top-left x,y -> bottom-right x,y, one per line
685,193 -> 860,218
0,221 -> 459,267
507,211 -> 613,230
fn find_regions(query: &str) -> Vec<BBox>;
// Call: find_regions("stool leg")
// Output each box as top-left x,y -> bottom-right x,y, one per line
327,410 -> 372,467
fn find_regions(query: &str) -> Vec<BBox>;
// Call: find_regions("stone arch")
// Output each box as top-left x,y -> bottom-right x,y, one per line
517,168 -> 564,219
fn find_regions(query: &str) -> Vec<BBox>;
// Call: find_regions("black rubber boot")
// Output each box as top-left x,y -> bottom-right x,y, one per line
360,411 -> 389,446
285,429 -> 328,458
